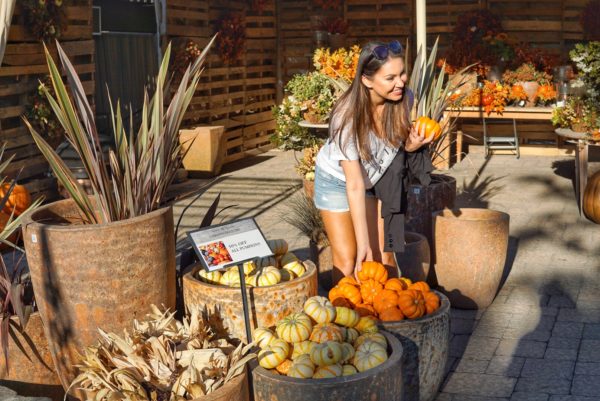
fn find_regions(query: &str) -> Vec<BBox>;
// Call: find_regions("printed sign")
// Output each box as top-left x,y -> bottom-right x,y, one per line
187,218 -> 273,272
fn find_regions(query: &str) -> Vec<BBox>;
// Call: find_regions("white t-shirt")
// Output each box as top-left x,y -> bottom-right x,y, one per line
315,116 -> 400,189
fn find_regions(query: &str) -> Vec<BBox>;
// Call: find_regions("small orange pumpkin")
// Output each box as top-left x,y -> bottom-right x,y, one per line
379,306 -> 405,322
357,261 -> 388,284
373,289 -> 399,315
409,281 -> 431,293
338,276 -> 359,287
0,184 -> 31,216
384,278 -> 408,293
423,291 -> 440,315
359,279 -> 383,305
397,289 -> 426,319
415,116 -> 442,141
355,303 -> 377,317
338,283 -> 362,306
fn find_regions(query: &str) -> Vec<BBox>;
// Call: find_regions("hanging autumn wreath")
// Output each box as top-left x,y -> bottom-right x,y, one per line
21,0 -> 68,41
215,13 -> 245,65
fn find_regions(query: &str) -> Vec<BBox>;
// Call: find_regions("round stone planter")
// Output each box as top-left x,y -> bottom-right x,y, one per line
22,198 -> 176,389
252,331 -> 404,401
183,261 -> 318,341
432,208 -> 509,309
379,291 -> 451,401
194,367 -> 249,401
394,231 -> 431,283
309,239 -> 333,291
0,313 -> 63,400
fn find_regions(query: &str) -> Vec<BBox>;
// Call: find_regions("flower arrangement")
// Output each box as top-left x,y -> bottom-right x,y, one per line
173,40 -> 203,79
295,144 -> 321,181
536,84 -> 557,105
21,0 -> 67,41
215,13 -> 245,64
551,96 -> 599,132
580,0 -> 600,40
319,17 -> 348,35
570,41 -> 600,102
509,84 -> 528,105
272,72 -> 336,151
313,0 -> 342,10
25,77 -> 64,148
441,10 -> 505,76
313,45 -> 361,83
502,63 -> 552,86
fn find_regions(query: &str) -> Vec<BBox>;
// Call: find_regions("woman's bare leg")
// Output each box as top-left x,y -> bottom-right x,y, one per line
320,210 -> 356,285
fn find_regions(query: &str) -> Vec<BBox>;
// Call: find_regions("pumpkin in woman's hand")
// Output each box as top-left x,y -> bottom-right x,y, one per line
423,290 -> 440,315
397,289 -> 426,319
0,184 -> 31,216
360,279 -> 383,304
357,261 -> 388,284
373,289 -> 399,315
414,116 -> 442,141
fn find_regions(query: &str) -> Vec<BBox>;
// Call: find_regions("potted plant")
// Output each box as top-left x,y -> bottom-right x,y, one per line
295,144 -> 320,198
69,305 -> 255,400
21,37 -> 214,389
502,63 -> 552,106
319,17 -> 348,50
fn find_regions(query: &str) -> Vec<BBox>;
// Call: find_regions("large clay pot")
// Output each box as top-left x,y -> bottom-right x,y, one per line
309,239 -> 333,290
432,208 -> 509,309
0,313 -> 63,401
22,199 -> 176,389
252,331 -> 404,401
379,291 -> 450,401
517,81 -> 540,107
194,367 -> 250,401
183,261 -> 318,341
394,231 -> 431,283
584,170 -> 600,224
406,174 -> 457,260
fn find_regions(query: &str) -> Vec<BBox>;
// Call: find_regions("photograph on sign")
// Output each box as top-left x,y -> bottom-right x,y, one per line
187,218 -> 273,272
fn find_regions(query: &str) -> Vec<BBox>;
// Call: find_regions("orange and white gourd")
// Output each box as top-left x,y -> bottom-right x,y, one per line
258,338 -> 291,369
256,266 -> 282,286
197,269 -> 222,285
313,363 -> 343,379
276,312 -> 313,343
344,327 -> 360,344
287,354 -> 315,378
340,342 -> 355,364
304,296 -> 336,324
310,341 -> 343,366
282,259 -> 305,278
220,269 -> 241,287
309,323 -> 344,343
253,327 -> 276,349
354,332 -> 387,349
291,340 -> 316,360
353,341 -> 388,372
334,306 -> 360,328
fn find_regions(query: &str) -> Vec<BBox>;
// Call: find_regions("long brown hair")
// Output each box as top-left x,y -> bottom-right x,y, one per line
330,42 -> 411,163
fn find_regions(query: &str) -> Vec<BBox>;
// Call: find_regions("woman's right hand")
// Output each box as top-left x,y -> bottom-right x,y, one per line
354,246 -> 373,281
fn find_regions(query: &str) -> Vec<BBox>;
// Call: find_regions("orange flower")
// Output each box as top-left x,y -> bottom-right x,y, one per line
509,84 -> 528,103
536,84 -> 557,103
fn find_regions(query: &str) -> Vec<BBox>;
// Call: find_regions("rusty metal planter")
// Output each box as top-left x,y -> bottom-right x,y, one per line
183,261 -> 318,341
379,291 -> 451,401
252,331 -> 403,401
0,312 -> 63,400
193,367 -> 249,401
22,198 -> 176,390
395,231 -> 431,283
432,208 -> 509,309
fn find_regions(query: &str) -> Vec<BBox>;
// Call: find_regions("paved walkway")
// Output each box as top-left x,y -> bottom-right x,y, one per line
173,148 -> 600,401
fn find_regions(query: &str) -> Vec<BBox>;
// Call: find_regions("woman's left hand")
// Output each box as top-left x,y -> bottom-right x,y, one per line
405,121 -> 434,152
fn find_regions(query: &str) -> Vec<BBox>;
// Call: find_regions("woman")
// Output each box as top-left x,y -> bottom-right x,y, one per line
314,40 -> 432,283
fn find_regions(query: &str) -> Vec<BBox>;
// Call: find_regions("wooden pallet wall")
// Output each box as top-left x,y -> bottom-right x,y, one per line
0,0 -> 94,200
166,0 -> 278,164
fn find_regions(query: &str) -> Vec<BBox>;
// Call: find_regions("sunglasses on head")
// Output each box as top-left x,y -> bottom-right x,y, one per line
371,40 -> 404,60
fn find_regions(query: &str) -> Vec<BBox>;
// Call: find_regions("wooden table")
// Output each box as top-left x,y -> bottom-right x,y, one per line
555,128 -> 600,215
443,107 -> 554,164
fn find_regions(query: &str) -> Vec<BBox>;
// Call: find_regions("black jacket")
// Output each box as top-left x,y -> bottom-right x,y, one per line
372,146 -> 433,252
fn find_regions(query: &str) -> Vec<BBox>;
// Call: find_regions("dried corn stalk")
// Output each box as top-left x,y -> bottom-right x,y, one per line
69,305 -> 255,401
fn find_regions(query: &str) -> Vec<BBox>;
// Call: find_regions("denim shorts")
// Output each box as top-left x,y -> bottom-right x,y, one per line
313,165 -> 375,212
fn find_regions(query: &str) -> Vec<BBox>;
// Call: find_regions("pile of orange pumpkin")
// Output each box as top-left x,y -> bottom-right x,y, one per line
328,261 -> 440,322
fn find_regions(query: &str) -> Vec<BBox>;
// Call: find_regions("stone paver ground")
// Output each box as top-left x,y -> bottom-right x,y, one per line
171,148 -> 600,400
